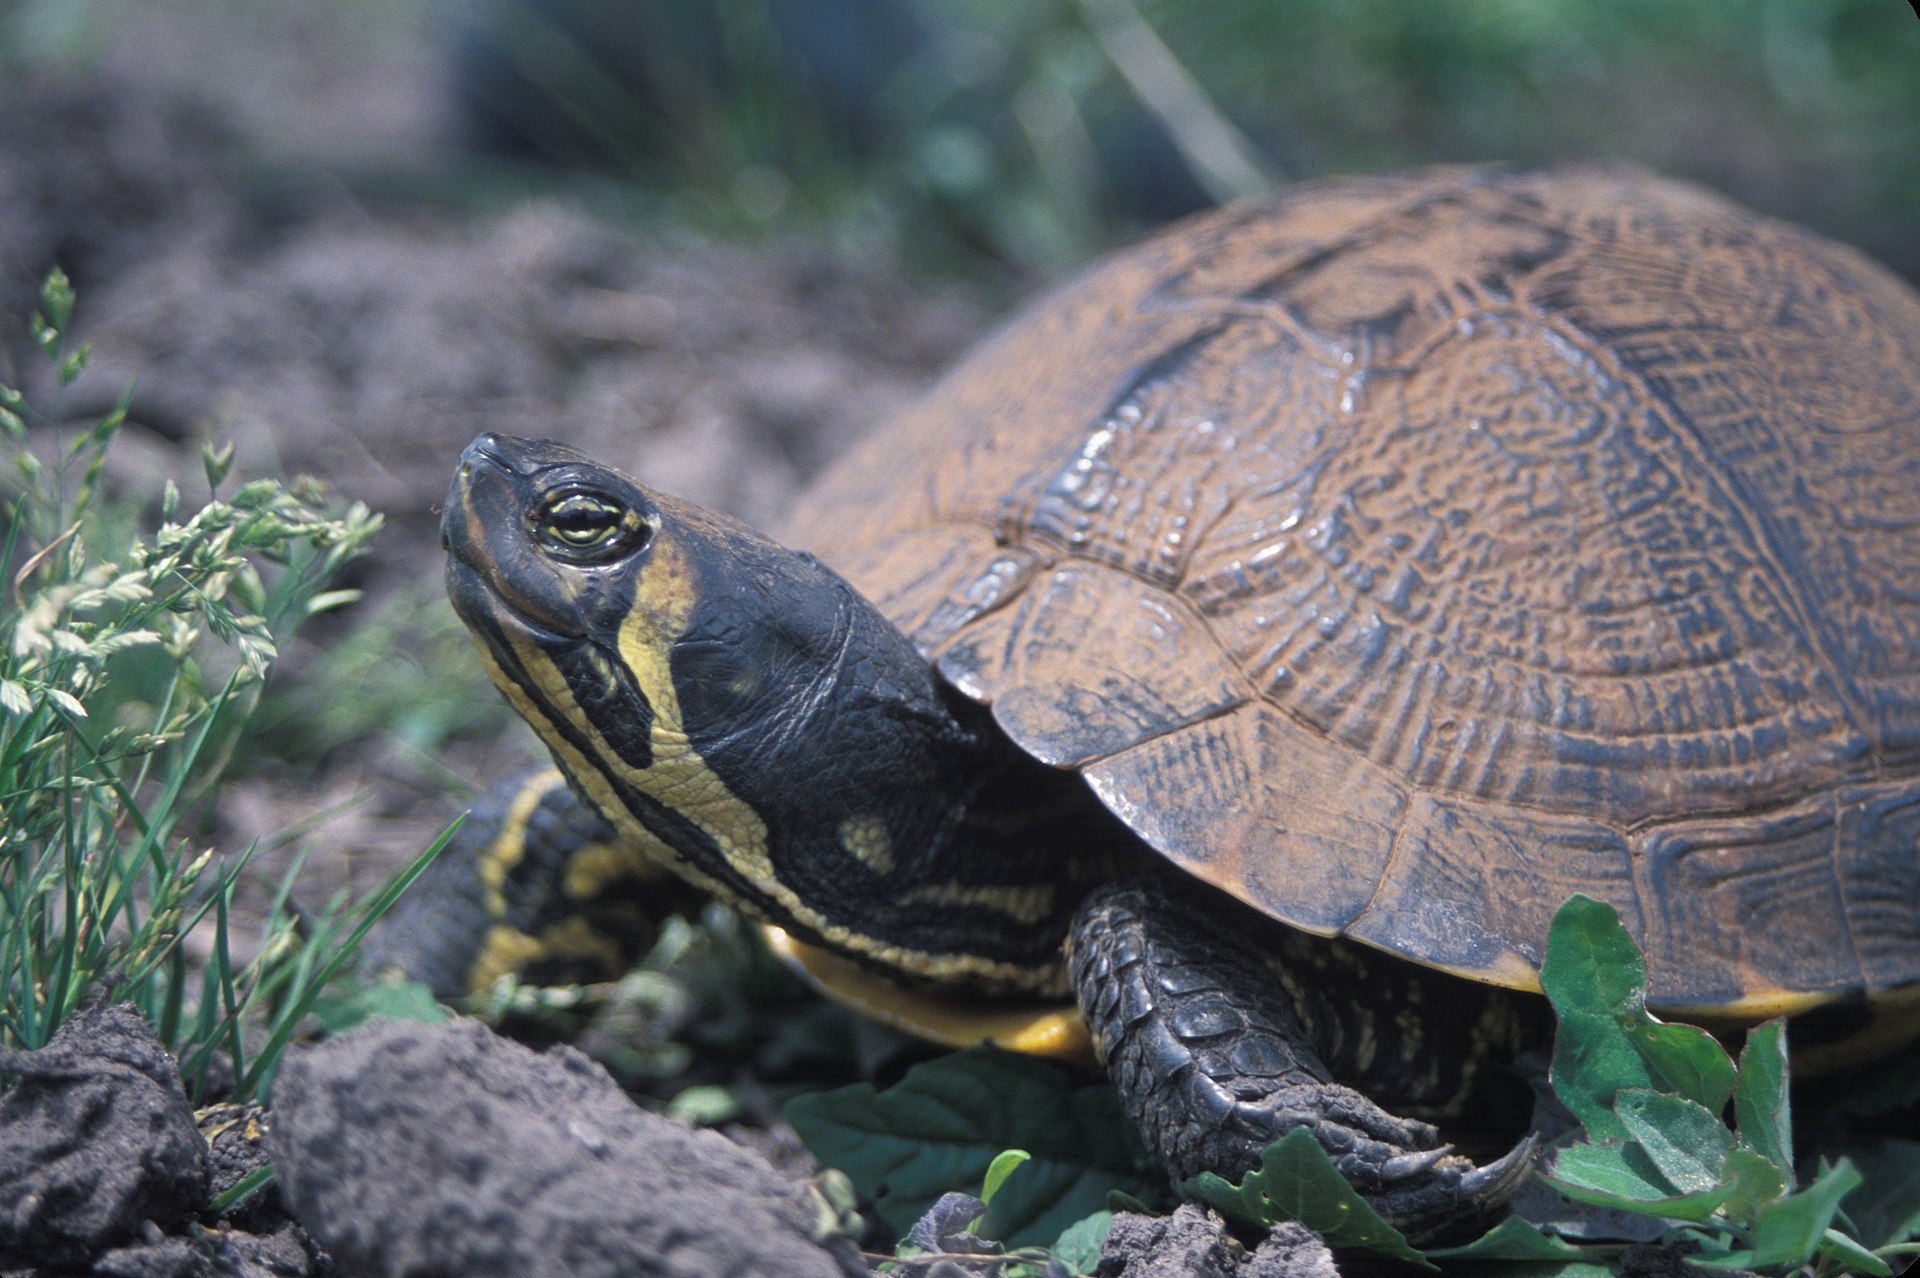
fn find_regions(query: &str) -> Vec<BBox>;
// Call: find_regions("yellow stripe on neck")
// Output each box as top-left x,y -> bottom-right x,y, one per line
470,533 -> 1065,995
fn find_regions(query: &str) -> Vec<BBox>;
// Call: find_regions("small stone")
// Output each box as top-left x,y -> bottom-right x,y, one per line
1097,1204 -> 1336,1278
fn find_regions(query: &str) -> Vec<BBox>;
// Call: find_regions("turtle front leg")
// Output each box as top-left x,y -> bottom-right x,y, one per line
1067,881 -> 1541,1243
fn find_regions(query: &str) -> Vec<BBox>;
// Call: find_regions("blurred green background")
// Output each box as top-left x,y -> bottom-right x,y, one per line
2,0 -> 1916,284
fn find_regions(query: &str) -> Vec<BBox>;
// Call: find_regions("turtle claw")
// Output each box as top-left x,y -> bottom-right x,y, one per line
1378,1144 -> 1456,1182
1459,1133 -> 1542,1205
1368,1133 -> 1542,1245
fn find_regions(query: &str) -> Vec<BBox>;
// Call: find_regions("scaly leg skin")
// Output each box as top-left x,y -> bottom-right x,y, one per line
362,769 -> 694,998
1067,880 -> 1541,1244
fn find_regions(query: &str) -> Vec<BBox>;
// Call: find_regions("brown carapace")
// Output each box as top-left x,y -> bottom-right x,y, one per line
790,163 -> 1920,1028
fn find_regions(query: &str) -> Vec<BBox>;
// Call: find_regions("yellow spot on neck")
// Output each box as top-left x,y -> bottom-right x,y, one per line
838,814 -> 894,874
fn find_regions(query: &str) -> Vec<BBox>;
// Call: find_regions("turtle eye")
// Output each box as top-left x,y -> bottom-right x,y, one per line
535,491 -> 650,562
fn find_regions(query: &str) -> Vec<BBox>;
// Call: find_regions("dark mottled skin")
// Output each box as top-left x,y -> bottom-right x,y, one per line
1069,882 -> 1539,1240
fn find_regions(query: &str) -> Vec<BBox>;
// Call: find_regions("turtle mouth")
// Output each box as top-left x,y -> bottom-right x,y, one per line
442,437 -> 589,641
443,555 -> 583,650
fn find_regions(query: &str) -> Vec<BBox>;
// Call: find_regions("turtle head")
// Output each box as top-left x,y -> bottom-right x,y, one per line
442,433 -> 858,885
442,433 -> 1109,996
443,432 -> 843,760
443,433 -> 659,651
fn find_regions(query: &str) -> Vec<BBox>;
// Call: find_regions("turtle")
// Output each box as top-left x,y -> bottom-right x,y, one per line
434,164 -> 1920,1239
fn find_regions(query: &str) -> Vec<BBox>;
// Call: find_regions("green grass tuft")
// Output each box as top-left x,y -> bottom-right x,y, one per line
0,268 -> 445,1101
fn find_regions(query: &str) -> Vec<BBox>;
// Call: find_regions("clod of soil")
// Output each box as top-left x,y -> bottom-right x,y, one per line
1097,1204 -> 1338,1278
268,1017 -> 870,1278
0,1004 -> 209,1270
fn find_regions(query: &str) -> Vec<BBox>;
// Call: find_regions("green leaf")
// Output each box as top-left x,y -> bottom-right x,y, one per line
784,1048 -> 1162,1248
1182,1128 -> 1432,1268
1050,1211 -> 1113,1276
1629,1019 -> 1736,1117
1614,1089 -> 1733,1194
1818,1227 -> 1894,1277
983,1149 -> 1031,1206
205,1164 -> 275,1218
1750,1159 -> 1862,1268
1733,1020 -> 1792,1180
1427,1215 -> 1596,1261
1545,1141 -> 1734,1222
1547,1140 -> 1675,1201
304,589 -> 362,617
1541,896 -> 1735,1142
1717,1147 -> 1788,1228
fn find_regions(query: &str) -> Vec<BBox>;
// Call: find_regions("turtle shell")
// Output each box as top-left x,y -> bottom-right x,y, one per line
784,165 -> 1920,1014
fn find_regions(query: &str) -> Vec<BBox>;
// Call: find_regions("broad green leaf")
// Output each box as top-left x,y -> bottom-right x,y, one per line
1733,1020 -> 1792,1180
664,1085 -> 744,1126
1750,1159 -> 1862,1268
1541,897 -> 1734,1142
1182,1128 -> 1431,1268
1628,1019 -> 1736,1117
983,1149 -> 1031,1206
784,1048 -> 1162,1248
1427,1215 -> 1595,1261
1548,1141 -> 1668,1200
1614,1090 -> 1733,1194
1050,1211 -> 1113,1276
1545,1142 -> 1734,1222
1541,897 -> 1652,1142
1717,1148 -> 1788,1228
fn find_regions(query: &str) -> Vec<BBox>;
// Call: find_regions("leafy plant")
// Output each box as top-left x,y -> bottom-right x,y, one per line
1175,894 -> 1920,1275
1506,895 -> 1911,1275
785,1046 -> 1163,1252
0,268 -> 444,1101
